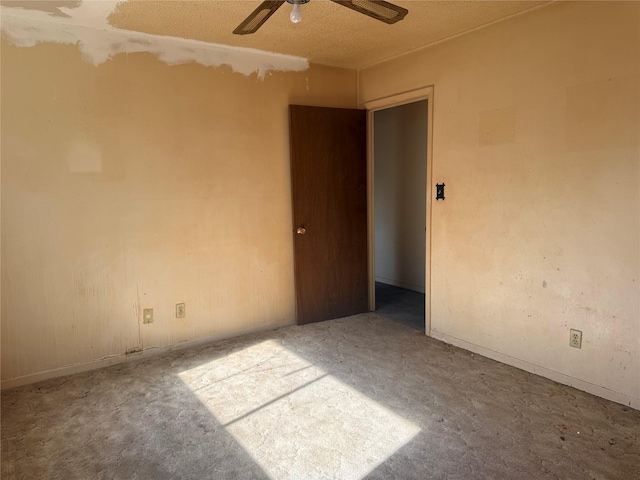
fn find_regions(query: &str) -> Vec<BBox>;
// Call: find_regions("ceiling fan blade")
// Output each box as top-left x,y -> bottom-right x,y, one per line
233,0 -> 286,35
330,0 -> 408,24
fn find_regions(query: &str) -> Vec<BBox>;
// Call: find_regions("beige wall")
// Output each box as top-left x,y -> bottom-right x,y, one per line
3,1 -> 639,410
360,1 -> 640,408
374,101 -> 427,292
1,40 -> 357,385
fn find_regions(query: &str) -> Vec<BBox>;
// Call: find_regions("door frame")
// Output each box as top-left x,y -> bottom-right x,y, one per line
362,86 -> 434,336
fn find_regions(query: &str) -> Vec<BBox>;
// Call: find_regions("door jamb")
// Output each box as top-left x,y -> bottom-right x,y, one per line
362,87 -> 434,336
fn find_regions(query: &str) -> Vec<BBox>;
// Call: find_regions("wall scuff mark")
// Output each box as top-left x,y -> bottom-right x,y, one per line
0,1 -> 309,79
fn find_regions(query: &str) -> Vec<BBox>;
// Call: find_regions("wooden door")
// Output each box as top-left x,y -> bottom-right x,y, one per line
289,105 -> 368,325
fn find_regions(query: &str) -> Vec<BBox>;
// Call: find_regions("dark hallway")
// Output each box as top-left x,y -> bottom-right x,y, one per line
375,282 -> 425,332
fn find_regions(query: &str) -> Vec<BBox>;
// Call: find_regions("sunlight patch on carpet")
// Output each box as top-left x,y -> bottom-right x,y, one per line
179,340 -> 420,479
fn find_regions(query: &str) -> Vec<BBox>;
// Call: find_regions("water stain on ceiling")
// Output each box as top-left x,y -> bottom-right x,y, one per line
0,0 -> 309,78
2,0 -> 81,18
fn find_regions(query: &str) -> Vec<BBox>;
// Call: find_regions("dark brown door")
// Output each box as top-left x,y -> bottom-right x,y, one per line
289,105 -> 368,325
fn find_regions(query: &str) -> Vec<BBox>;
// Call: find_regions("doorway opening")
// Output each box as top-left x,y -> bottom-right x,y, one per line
370,99 -> 429,332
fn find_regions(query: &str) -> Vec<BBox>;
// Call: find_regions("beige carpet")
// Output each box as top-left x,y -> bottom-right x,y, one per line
2,313 -> 639,479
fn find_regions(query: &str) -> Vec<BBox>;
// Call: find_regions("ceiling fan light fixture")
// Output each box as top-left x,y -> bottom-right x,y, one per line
290,3 -> 303,23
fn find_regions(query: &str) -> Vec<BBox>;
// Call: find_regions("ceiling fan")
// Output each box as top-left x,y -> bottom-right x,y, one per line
233,0 -> 408,35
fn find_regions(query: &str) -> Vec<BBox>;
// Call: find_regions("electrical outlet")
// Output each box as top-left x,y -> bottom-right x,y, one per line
570,329 -> 582,349
143,308 -> 154,324
176,303 -> 185,318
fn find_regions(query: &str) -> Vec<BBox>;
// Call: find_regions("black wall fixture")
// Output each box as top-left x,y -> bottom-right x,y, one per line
436,183 -> 445,201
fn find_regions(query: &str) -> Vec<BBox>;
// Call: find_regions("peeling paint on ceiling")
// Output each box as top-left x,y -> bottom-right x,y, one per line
0,0 -> 309,79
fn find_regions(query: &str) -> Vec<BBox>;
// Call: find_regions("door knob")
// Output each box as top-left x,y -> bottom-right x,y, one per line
296,227 -> 306,235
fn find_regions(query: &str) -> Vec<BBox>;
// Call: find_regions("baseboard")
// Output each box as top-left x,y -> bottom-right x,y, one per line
1,321 -> 293,390
430,329 -> 639,411
375,277 -> 425,294
7,322 -> 636,410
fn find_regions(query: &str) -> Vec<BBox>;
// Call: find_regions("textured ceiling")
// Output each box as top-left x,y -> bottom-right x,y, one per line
109,0 -> 551,69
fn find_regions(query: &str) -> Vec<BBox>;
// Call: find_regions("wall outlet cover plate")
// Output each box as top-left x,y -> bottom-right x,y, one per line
570,328 -> 582,349
143,308 -> 154,324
